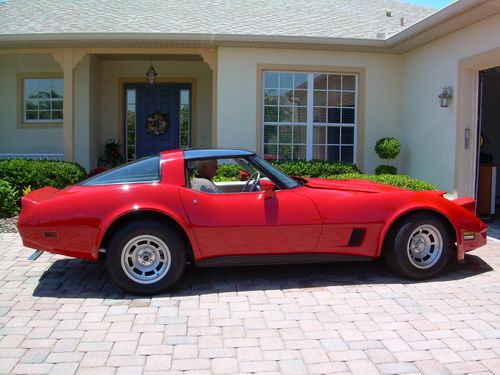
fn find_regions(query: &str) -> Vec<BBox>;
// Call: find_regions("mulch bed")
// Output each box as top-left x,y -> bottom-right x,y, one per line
0,216 -> 18,233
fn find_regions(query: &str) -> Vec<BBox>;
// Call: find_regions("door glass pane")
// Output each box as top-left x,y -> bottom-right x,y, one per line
126,89 -> 136,162
180,89 -> 191,149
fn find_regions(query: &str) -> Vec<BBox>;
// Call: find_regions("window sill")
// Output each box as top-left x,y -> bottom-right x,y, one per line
18,122 -> 63,129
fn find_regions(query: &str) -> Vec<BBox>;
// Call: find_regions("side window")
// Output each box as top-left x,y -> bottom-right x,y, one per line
81,156 -> 160,186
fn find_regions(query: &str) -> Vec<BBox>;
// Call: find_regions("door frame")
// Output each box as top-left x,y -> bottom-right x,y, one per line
456,46 -> 500,198
118,77 -> 197,159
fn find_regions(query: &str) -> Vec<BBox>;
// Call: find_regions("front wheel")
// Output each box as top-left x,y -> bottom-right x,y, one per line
106,221 -> 187,295
384,214 -> 452,280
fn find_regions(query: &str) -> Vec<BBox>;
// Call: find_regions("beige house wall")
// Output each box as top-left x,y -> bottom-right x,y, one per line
401,12 -> 500,196
0,54 -> 63,154
216,47 -> 403,173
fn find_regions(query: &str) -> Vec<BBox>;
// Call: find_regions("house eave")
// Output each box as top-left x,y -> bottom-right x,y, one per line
0,32 -> 388,53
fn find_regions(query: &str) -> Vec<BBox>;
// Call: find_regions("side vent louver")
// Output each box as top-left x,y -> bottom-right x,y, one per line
348,228 -> 366,247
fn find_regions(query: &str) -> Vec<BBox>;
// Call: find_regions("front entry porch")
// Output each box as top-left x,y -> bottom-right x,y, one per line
0,49 -> 216,170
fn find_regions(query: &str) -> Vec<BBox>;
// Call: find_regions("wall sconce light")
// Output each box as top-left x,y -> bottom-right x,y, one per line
146,56 -> 157,84
438,86 -> 453,108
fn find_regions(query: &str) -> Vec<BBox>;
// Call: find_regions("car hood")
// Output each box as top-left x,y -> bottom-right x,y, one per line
304,177 -> 407,194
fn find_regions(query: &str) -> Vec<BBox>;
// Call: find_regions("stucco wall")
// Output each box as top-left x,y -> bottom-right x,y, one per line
401,12 -> 500,193
216,47 -> 403,173
99,60 -> 213,155
0,54 -> 63,154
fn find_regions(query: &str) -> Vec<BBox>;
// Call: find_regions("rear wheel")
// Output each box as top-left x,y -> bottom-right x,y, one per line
106,221 -> 186,295
384,214 -> 452,280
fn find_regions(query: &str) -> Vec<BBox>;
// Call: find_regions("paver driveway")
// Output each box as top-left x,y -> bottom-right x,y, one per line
0,232 -> 499,375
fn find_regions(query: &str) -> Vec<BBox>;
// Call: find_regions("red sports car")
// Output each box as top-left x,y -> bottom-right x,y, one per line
18,149 -> 487,294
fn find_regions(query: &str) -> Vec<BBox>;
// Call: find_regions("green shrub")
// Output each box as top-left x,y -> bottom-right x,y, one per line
0,159 -> 87,205
0,180 -> 19,218
213,160 -> 361,181
375,165 -> 397,175
375,137 -> 401,160
333,173 -> 436,191
271,160 -> 360,178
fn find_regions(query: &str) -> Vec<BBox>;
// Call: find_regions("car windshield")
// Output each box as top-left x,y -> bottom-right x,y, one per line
250,155 -> 300,189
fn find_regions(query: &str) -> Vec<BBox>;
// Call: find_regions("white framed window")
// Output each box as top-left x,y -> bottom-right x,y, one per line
23,78 -> 63,123
263,71 -> 357,163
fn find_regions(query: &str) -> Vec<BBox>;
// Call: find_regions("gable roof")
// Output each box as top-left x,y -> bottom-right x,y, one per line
0,0 -> 434,40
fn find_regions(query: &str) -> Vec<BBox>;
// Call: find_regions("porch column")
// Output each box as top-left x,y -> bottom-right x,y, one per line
201,49 -> 218,148
52,49 -> 85,162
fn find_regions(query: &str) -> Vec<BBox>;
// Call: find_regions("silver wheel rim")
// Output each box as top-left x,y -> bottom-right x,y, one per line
120,235 -> 171,284
407,224 -> 443,269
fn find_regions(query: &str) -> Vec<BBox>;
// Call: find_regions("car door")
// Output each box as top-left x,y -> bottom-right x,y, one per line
179,186 -> 322,258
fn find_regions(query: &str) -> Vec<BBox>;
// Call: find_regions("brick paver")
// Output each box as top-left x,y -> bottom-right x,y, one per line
0,232 -> 499,374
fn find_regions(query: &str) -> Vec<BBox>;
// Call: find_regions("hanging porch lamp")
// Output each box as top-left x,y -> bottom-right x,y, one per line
438,86 -> 453,108
146,56 -> 157,84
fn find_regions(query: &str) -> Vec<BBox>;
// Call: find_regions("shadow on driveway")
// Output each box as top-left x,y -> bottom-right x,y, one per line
33,254 -> 493,299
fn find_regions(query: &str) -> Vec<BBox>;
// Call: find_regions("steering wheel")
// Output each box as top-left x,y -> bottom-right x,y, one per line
242,172 -> 261,192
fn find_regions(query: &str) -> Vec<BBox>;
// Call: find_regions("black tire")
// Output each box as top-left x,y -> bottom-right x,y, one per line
383,214 -> 452,280
106,221 -> 187,295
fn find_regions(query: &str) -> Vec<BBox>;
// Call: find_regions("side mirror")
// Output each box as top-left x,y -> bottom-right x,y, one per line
260,179 -> 276,199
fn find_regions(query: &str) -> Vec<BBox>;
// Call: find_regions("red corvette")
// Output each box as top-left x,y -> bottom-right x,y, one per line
18,149 -> 487,294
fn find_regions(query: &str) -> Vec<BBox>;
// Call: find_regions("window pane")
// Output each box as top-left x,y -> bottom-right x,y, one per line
278,145 -> 292,160
279,89 -> 293,105
327,127 -> 340,144
343,75 -> 356,91
341,146 -> 354,162
39,111 -> 50,120
279,125 -> 292,143
39,100 -> 50,110
314,74 -> 327,90
313,107 -> 326,123
313,91 -> 327,107
264,125 -> 277,143
342,92 -> 355,107
293,126 -> 307,143
264,72 -> 279,88
179,88 -> 190,149
264,89 -> 278,105
52,100 -> 63,110
25,100 -> 38,110
294,107 -> 307,123
25,80 -> 38,99
37,80 -> 51,98
313,126 -> 326,144
327,146 -> 340,162
313,145 -> 325,160
52,111 -> 63,120
293,90 -> 307,106
328,92 -> 341,107
127,90 -> 136,104
264,106 -> 278,122
328,74 -> 341,90
342,127 -> 355,144
293,145 -> 306,160
26,111 -> 38,120
294,73 -> 308,90
279,107 -> 293,123
328,108 -> 341,123
264,144 -> 278,161
83,156 -> 160,185
342,108 -> 355,123
50,79 -> 63,98
279,72 -> 293,89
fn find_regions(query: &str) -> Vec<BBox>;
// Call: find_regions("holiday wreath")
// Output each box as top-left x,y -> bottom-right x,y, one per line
146,112 -> 169,135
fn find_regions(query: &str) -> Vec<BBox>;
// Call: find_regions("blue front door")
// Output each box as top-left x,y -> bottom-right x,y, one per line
126,83 -> 181,159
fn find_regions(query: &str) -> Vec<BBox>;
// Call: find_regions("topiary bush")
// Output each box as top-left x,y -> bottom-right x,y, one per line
0,180 -> 19,218
375,165 -> 397,175
375,137 -> 401,160
0,159 -> 87,193
333,173 -> 436,191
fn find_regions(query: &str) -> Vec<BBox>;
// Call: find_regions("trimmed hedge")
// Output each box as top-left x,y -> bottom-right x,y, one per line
214,160 -> 361,182
0,159 -> 87,210
0,180 -> 18,218
375,137 -> 401,160
375,165 -> 397,175
333,173 -> 436,191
